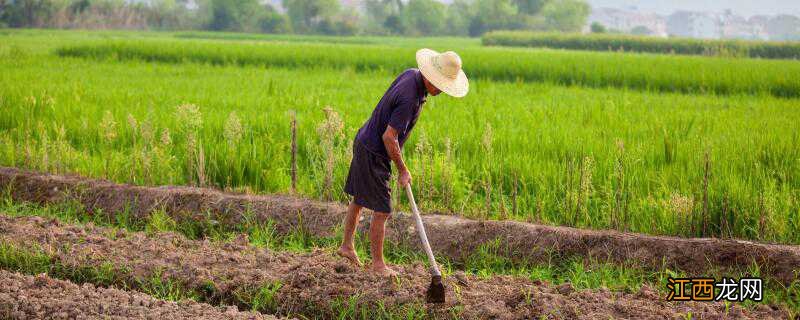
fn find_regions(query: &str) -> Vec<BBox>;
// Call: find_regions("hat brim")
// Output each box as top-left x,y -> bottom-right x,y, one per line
416,48 -> 469,98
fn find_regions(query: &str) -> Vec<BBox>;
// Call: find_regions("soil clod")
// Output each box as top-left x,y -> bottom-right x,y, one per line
0,269 -> 276,320
0,214 -> 789,319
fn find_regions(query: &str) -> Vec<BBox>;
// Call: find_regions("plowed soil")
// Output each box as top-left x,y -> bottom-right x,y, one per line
0,215 -> 789,319
0,269 -> 272,319
1,166 -> 798,286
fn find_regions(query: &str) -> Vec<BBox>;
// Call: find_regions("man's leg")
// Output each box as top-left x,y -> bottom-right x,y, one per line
369,211 -> 397,276
337,201 -> 363,266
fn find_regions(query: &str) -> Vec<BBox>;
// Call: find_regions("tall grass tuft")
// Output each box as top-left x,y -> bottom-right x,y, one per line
175,103 -> 205,186
317,107 -> 344,201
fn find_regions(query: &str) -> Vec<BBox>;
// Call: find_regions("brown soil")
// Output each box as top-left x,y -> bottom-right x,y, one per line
0,269 -> 273,320
0,215 -> 789,319
1,166 -> 798,286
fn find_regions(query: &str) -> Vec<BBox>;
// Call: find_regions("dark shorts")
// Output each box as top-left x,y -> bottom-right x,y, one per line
344,140 -> 393,213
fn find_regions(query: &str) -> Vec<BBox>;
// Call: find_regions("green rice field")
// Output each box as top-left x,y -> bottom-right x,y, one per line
1,29 -> 799,245
482,31 -> 800,60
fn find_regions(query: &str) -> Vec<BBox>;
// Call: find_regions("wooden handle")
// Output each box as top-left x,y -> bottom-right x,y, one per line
405,184 -> 441,277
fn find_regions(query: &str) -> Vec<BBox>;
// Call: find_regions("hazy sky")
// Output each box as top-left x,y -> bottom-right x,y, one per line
586,0 -> 800,17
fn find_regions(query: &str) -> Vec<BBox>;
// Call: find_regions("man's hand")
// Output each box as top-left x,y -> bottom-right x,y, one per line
398,168 -> 412,187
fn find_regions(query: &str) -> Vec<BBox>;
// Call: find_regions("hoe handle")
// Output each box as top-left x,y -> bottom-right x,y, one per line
405,184 -> 442,277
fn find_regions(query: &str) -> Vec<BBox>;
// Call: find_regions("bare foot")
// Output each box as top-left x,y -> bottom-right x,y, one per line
336,247 -> 363,267
370,264 -> 399,277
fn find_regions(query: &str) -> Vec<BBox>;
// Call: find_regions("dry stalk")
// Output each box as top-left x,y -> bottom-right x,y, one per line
702,151 -> 711,236
290,110 -> 297,194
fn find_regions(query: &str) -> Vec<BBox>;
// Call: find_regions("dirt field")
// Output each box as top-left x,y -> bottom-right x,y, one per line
2,166 -> 798,286
0,269 -> 273,319
0,214 -> 789,319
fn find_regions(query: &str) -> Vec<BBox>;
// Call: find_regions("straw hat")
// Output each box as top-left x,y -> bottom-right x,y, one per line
416,48 -> 469,98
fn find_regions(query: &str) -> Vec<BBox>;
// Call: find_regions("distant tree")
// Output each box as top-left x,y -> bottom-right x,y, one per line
316,10 -> 358,35
204,0 -> 261,31
590,21 -> 606,33
630,25 -> 652,36
514,0 -> 549,15
364,0 -> 402,34
468,0 -> 518,36
283,0 -> 339,34
69,0 -> 90,15
144,0 -> 197,30
383,13 -> 402,33
1,0 -> 56,27
541,0 -> 589,32
0,0 -> 9,27
258,4 -> 290,33
401,0 -> 445,35
444,0 -> 473,36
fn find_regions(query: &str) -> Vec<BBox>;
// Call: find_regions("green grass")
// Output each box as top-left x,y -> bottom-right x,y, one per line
1,30 -> 799,244
482,31 -> 800,60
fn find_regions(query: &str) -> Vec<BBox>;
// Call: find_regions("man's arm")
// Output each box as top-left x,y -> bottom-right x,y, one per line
382,125 -> 411,187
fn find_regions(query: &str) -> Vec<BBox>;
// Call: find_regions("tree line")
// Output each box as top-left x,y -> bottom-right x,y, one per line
0,0 -> 589,36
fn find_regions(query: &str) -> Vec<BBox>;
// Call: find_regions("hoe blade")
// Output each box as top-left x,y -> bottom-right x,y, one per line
426,275 -> 445,303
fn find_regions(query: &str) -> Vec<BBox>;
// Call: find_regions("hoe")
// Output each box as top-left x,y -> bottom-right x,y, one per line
404,184 -> 446,303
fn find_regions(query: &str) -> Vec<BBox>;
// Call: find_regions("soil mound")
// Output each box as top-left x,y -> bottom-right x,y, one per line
1,166 -> 798,286
0,269 -> 274,319
0,214 -> 789,319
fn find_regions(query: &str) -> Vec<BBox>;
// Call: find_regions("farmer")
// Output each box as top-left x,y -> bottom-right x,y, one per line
337,49 -> 469,276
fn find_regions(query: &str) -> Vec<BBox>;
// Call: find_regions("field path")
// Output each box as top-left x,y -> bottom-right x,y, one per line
1,166 -> 798,286
0,214 -> 788,319
0,269 -> 273,319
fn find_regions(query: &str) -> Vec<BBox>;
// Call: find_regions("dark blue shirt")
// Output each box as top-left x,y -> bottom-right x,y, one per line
356,68 -> 427,158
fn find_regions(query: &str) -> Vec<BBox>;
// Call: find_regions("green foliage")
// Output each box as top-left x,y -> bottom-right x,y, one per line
541,0 -> 590,32
139,269 -> 201,301
204,0 -> 262,32
514,0 -> 549,15
0,0 -> 56,28
0,0 -> 591,37
259,6 -> 292,34
145,210 -> 179,235
444,0 -> 473,37
467,0 -> 519,37
401,0 -> 446,36
483,30 -> 800,60
237,282 -> 283,313
0,242 -> 51,274
283,0 -> 340,34
590,21 -> 606,33
247,220 -> 279,249
363,0 -> 402,35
